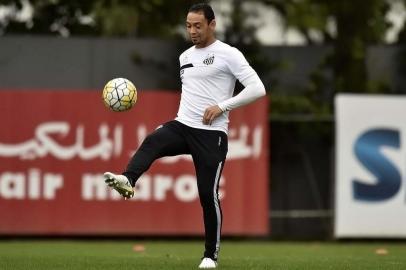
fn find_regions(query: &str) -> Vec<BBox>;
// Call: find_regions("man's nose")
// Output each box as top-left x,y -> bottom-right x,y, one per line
189,26 -> 197,34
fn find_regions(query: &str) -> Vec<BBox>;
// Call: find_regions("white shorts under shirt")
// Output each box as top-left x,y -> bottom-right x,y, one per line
175,40 -> 266,134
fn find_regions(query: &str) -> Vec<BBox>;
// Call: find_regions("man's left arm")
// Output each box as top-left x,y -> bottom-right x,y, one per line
217,70 -> 266,112
203,50 -> 266,125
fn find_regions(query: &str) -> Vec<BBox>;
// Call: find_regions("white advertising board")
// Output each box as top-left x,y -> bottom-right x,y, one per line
335,94 -> 406,238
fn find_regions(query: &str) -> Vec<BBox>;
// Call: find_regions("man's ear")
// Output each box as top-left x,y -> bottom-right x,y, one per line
209,19 -> 216,30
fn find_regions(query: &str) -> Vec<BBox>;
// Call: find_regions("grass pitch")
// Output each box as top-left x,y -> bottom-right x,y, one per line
0,240 -> 405,270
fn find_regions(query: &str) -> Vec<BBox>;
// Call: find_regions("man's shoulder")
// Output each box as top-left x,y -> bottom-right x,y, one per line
212,40 -> 243,56
180,46 -> 195,57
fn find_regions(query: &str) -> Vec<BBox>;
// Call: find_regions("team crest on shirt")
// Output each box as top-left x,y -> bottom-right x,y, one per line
203,53 -> 215,65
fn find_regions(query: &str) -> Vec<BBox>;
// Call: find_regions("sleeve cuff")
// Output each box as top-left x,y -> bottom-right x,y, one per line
217,102 -> 228,112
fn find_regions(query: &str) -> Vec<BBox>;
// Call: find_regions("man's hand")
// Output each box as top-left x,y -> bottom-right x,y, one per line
203,105 -> 223,125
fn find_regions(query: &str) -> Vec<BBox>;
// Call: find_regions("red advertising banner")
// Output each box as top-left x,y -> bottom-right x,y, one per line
0,90 -> 269,236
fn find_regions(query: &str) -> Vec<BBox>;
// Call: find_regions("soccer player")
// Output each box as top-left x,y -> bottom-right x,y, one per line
104,3 -> 266,269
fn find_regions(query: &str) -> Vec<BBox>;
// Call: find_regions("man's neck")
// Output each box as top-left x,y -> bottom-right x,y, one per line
196,37 -> 216,49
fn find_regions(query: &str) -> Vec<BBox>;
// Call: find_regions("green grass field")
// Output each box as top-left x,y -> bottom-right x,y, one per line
0,240 -> 405,270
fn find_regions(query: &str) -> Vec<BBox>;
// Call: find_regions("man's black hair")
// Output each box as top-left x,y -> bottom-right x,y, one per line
188,3 -> 215,23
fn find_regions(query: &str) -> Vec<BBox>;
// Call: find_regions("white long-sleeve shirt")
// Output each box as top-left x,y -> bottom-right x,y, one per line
175,40 -> 266,134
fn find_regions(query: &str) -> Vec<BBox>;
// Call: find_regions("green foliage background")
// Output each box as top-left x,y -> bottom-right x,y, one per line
1,0 -> 405,115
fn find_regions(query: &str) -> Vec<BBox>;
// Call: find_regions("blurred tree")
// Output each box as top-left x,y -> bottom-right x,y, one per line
92,0 -> 193,38
330,1 -> 390,93
0,0 -> 193,37
0,0 -> 95,36
222,0 -> 279,95
263,0 -> 392,114
393,1 -> 406,94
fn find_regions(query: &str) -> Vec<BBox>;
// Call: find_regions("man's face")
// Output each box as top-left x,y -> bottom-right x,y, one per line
186,11 -> 215,47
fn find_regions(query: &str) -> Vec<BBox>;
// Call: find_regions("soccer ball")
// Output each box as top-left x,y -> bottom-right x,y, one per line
102,78 -> 137,112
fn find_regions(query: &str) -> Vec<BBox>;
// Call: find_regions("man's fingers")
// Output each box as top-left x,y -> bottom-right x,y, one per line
203,106 -> 222,125
209,115 -> 214,125
208,113 -> 214,125
203,109 -> 211,124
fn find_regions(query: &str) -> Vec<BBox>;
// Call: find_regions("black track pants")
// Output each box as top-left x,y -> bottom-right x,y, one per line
123,120 -> 228,260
